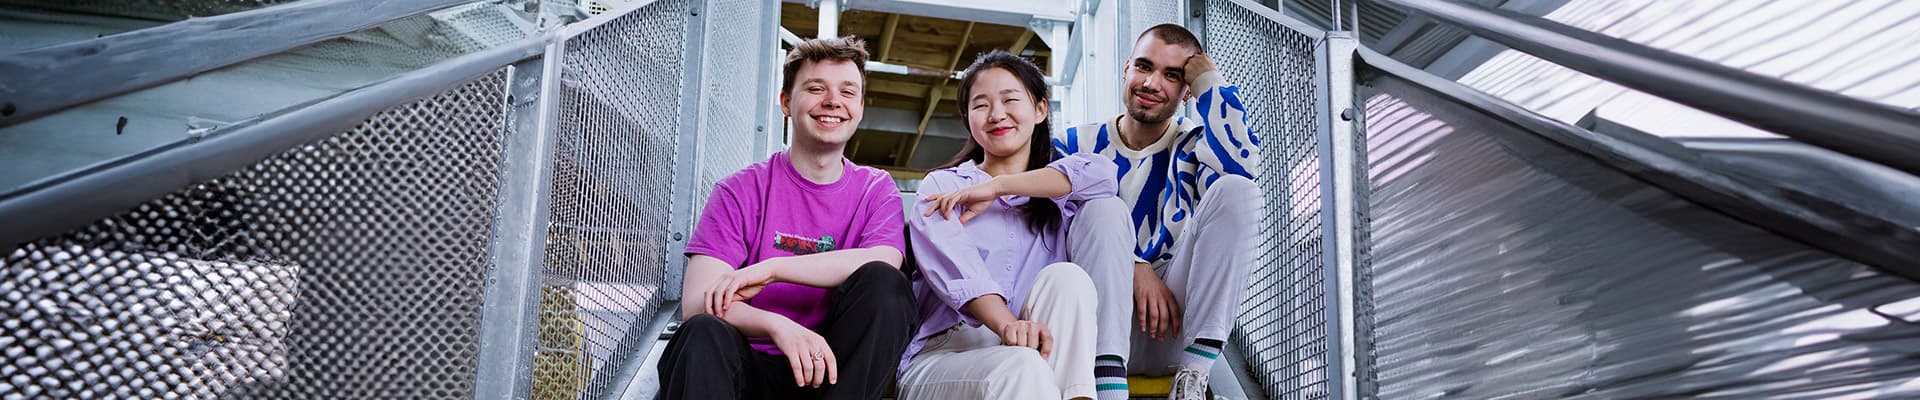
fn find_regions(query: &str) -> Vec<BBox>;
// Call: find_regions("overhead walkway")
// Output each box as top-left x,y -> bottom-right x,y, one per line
1,0 -> 1917,399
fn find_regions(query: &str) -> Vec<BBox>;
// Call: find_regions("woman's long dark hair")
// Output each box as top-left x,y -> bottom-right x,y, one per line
935,50 -> 1061,235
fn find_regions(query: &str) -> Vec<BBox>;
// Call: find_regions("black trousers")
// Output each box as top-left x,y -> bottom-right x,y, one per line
657,262 -> 916,400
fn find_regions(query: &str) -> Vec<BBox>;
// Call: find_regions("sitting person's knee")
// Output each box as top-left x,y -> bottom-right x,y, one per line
680,313 -> 733,335
858,260 -> 902,274
1203,175 -> 1263,211
1205,175 -> 1257,196
1081,196 -> 1127,215
849,261 -> 914,310
1039,262 -> 1096,292
854,261 -> 909,289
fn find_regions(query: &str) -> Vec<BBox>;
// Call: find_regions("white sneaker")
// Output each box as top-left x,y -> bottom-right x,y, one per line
1170,366 -> 1210,400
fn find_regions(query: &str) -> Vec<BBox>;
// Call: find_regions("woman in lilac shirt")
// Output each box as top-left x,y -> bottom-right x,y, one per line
895,50 -> 1136,400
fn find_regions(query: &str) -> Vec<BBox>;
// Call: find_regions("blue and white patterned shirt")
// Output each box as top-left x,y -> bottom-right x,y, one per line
1052,71 -> 1260,266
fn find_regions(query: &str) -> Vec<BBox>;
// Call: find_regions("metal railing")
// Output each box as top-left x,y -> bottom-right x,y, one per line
4,1 -> 1915,399
0,1 -> 780,399
1378,0 -> 1920,177
1345,1 -> 1920,399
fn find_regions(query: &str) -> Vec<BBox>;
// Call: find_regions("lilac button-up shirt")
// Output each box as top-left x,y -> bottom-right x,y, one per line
900,153 -> 1118,373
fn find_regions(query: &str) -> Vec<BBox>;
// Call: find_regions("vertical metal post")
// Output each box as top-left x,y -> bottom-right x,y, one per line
472,50 -> 559,400
1331,0 -> 1344,31
1317,30 -> 1362,400
755,0 -> 781,158
1116,0 -> 1133,96
817,0 -> 839,38
666,0 -> 710,302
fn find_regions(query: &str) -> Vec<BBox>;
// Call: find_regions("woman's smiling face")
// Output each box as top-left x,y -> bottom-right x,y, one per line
964,67 -> 1049,159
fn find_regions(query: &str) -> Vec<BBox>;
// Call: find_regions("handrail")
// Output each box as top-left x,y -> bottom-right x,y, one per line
1377,0 -> 1920,176
0,35 -> 547,251
0,0 -> 486,129
1355,46 -> 1920,281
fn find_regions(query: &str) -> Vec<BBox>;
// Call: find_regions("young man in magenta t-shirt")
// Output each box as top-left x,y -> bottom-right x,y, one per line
655,37 -> 914,400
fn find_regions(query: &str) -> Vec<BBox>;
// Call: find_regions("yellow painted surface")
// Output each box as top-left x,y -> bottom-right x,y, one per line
1129,375 -> 1173,396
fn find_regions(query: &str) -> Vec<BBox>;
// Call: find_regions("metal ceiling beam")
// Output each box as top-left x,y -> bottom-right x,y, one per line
817,0 -> 840,38
815,0 -> 1075,28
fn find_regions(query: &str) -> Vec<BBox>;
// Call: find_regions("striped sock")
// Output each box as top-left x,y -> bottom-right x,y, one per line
1179,338 -> 1224,370
1095,354 -> 1129,400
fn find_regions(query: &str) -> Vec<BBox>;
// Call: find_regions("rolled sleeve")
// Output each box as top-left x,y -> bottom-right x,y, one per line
1191,70 -> 1228,93
906,172 -> 1005,326
1046,152 -> 1119,204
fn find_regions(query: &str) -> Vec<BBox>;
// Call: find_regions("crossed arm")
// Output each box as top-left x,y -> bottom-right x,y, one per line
678,246 -> 901,388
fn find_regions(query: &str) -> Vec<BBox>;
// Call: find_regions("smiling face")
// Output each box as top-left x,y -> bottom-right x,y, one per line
1122,35 -> 1199,125
964,67 -> 1048,160
781,58 -> 865,148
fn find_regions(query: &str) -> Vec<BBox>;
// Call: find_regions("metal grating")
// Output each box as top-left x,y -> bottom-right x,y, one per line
432,3 -> 536,54
1204,1 -> 1330,399
534,0 -> 690,398
691,0 -> 773,230
0,0 -> 300,21
1359,75 -> 1920,399
1,69 -> 513,399
1129,0 -> 1184,38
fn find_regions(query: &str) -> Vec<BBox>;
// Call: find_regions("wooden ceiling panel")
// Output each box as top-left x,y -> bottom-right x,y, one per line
779,2 -> 1054,170
779,2 -> 1049,72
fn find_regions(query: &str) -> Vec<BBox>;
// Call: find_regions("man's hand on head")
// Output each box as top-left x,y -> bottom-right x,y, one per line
1183,53 -> 1217,87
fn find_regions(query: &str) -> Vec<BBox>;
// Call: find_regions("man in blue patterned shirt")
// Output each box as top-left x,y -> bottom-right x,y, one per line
1053,23 -> 1263,400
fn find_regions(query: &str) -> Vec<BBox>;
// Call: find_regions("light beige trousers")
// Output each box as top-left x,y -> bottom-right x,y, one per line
897,262 -> 1100,400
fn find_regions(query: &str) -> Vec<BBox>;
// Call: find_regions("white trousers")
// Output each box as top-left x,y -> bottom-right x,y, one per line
897,263 -> 1100,400
1066,197 -> 1140,363
1076,176 -> 1264,375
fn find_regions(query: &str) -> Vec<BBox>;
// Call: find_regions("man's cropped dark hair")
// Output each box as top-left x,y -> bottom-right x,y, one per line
1136,23 -> 1204,53
782,36 -> 871,94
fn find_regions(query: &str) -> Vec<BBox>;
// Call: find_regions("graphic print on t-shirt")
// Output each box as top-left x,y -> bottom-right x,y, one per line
772,232 -> 836,255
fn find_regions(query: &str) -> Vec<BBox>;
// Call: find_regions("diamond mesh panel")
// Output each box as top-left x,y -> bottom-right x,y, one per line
0,0 -> 299,21
692,0 -> 772,224
1204,1 -> 1329,399
534,0 -> 689,398
1359,74 -> 1920,399
295,6 -> 533,76
1128,0 -> 1183,38
1,69 -> 512,399
433,3 -> 536,53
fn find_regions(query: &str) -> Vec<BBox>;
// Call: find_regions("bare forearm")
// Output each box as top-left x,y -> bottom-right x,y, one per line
759,246 -> 903,287
987,168 -> 1072,199
714,301 -> 796,338
963,294 -> 1018,336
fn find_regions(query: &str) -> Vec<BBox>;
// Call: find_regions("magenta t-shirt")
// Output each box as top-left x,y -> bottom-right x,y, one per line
684,151 -> 906,354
